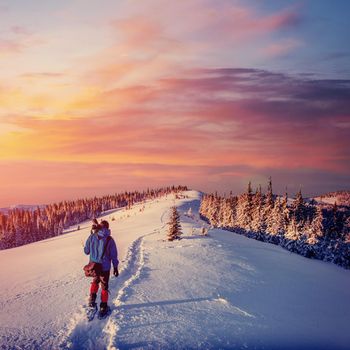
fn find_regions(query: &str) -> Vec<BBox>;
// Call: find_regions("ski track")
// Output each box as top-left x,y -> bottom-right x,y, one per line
58,225 -> 162,350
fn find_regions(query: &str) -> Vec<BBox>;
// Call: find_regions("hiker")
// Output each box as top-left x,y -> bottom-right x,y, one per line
84,219 -> 119,318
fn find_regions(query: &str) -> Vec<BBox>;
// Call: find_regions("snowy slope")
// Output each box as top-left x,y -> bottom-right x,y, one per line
314,190 -> 350,206
1,191 -> 350,350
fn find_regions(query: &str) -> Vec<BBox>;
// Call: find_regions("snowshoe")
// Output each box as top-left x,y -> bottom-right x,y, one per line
85,304 -> 98,322
98,302 -> 111,320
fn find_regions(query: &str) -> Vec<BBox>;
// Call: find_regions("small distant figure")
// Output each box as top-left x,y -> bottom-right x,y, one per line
200,227 -> 209,236
84,219 -> 119,319
186,207 -> 193,218
77,225 -> 80,231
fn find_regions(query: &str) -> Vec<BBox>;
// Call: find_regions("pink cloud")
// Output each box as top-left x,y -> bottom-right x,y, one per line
0,39 -> 22,53
138,2 -> 303,47
262,38 -> 303,57
0,25 -> 41,55
5,67 -> 349,178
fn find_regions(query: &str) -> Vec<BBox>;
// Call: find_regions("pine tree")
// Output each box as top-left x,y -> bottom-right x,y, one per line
265,177 -> 274,208
292,189 -> 305,224
219,198 -> 232,228
207,193 -> 220,227
251,186 -> 264,234
308,206 -> 324,244
328,202 -> 343,240
285,215 -> 300,241
0,186 -> 188,250
263,177 -> 275,235
281,190 -> 290,232
268,197 -> 285,240
198,186 -> 350,269
167,206 -> 182,241
236,182 -> 253,231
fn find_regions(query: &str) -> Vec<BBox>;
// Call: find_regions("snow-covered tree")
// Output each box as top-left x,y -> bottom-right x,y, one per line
236,182 -> 253,231
198,182 -> 349,269
267,197 -> 285,240
251,186 -> 264,234
167,206 -> 182,241
0,186 -> 188,250
207,193 -> 221,227
307,206 -> 324,245
292,189 -> 306,226
263,177 -> 275,234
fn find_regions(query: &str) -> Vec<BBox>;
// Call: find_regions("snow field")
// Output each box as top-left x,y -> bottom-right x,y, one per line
1,190 -> 349,350
98,192 -> 350,349
0,193 -> 176,349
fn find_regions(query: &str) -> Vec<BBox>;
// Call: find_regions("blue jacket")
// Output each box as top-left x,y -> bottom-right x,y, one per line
84,227 -> 119,272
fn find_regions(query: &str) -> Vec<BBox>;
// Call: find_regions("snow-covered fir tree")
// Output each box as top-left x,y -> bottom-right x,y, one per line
291,189 -> 306,228
307,206 -> 324,245
167,206 -> 182,241
0,186 -> 188,250
199,179 -> 350,269
236,182 -> 253,231
263,177 -> 275,235
251,186 -> 264,234
267,197 -> 285,241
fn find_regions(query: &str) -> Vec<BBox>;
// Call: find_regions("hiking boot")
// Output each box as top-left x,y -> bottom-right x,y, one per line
98,302 -> 109,318
88,293 -> 97,308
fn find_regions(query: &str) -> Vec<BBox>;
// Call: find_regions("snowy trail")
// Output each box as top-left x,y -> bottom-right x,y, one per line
105,193 -> 350,350
58,207 -> 170,349
60,232 -> 151,349
0,193 -> 174,349
104,232 -> 152,350
105,217 -> 170,350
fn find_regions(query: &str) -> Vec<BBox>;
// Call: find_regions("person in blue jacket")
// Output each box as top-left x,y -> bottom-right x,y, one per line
84,219 -> 119,317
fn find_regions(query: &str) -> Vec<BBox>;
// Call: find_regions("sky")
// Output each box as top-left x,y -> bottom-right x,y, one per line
0,0 -> 349,206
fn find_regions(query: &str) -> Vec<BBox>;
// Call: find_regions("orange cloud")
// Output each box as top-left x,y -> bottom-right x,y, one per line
1,68 -> 348,177
0,1 -> 347,206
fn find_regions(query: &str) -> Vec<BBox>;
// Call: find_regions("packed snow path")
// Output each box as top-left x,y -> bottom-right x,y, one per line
0,191 -> 350,349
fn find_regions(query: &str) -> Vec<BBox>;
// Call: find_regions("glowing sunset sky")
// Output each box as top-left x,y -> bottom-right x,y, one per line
0,0 -> 349,206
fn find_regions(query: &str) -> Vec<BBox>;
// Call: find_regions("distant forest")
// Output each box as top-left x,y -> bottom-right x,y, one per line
0,186 -> 187,250
200,180 -> 350,269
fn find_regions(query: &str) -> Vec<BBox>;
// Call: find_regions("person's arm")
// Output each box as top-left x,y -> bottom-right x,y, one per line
84,235 -> 91,255
109,238 -> 119,268
109,238 -> 119,276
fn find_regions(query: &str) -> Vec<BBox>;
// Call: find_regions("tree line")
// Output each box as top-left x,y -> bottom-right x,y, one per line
0,185 -> 187,250
199,179 -> 350,269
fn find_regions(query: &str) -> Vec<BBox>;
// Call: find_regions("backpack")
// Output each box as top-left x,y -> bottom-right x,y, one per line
83,236 -> 111,277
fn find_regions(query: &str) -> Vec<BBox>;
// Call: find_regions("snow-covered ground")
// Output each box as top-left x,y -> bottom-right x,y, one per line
0,191 -> 349,350
314,191 -> 350,206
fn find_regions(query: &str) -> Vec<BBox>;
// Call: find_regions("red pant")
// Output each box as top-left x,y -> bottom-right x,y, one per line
90,270 -> 110,302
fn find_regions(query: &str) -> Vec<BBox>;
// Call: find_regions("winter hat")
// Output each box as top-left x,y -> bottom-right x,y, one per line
101,220 -> 109,229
